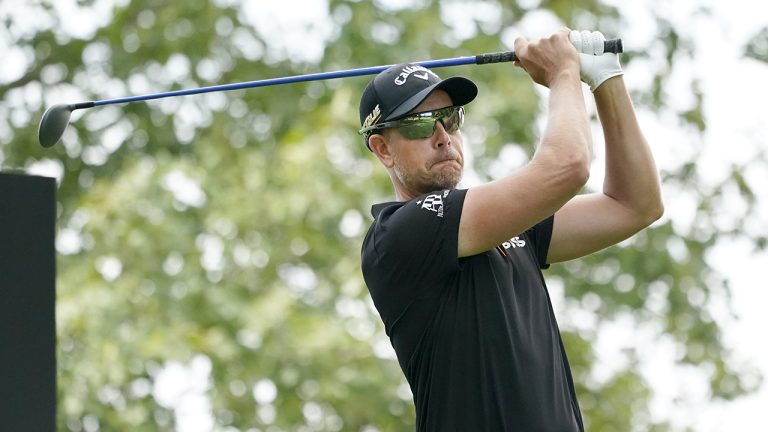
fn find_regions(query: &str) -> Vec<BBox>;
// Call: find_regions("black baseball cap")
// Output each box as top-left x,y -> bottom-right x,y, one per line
359,63 -> 478,148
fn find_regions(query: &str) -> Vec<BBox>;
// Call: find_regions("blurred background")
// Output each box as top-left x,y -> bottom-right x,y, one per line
1,0 -> 766,431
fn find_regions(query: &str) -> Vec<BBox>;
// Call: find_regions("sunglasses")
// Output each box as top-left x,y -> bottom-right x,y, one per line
359,106 -> 465,140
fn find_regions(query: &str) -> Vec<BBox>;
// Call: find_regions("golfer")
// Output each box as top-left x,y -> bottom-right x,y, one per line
358,28 -> 663,431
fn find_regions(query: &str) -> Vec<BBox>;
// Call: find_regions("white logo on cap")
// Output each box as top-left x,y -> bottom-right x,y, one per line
394,65 -> 438,86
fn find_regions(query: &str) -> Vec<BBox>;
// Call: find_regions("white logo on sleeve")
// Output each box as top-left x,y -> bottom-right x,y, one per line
416,192 -> 448,218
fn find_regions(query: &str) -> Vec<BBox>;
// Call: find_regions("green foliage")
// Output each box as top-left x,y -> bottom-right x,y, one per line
0,0 -> 764,430
745,27 -> 768,63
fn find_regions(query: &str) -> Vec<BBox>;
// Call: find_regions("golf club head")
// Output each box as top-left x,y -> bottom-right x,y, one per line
38,104 -> 73,148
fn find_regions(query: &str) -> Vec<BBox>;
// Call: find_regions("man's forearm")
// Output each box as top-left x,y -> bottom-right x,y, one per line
594,77 -> 663,222
535,70 -> 592,179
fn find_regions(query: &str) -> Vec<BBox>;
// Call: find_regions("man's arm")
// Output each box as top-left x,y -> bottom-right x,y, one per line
547,76 -> 664,263
458,28 -> 592,258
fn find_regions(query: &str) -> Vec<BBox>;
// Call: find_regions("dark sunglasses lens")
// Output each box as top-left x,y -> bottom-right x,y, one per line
396,107 -> 464,139
399,121 -> 436,139
442,108 -> 463,132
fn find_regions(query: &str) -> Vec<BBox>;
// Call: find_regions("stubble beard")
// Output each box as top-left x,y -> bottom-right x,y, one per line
393,158 -> 462,194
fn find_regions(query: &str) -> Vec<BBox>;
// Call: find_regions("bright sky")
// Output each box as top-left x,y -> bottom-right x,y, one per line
600,1 -> 768,430
2,0 -> 766,431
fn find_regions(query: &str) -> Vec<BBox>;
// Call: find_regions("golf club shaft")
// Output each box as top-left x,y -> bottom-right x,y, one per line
76,39 -> 622,109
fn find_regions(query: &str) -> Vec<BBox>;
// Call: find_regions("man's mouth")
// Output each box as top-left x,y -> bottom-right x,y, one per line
432,158 -> 461,169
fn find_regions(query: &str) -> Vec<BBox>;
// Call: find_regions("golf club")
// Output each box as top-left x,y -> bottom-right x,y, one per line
39,39 -> 622,148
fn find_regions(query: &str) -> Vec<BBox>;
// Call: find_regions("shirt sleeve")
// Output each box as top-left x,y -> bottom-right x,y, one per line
365,189 -> 467,300
527,215 -> 554,269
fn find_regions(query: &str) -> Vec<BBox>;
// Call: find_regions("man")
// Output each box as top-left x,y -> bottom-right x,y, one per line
358,28 -> 663,431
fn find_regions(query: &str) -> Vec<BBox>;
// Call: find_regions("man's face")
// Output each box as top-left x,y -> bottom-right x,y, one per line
382,90 -> 465,196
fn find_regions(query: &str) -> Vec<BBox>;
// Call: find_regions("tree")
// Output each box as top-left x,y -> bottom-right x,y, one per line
0,0 -> 764,430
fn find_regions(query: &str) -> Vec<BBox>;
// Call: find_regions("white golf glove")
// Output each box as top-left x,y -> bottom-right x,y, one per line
570,30 -> 623,92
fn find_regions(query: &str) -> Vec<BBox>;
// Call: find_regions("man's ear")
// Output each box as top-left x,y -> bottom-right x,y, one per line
368,134 -> 395,168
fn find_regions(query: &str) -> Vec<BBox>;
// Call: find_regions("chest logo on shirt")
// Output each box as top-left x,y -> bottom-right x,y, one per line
502,237 -> 526,249
416,191 -> 449,218
496,236 -> 526,257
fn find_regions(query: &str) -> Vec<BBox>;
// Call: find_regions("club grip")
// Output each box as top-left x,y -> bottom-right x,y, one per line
603,38 -> 623,55
475,38 -> 623,65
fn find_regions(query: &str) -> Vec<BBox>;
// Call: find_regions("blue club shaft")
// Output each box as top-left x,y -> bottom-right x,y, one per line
93,56 -> 478,107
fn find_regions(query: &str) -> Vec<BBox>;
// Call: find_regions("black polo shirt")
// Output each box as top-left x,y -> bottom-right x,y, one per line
361,188 -> 583,431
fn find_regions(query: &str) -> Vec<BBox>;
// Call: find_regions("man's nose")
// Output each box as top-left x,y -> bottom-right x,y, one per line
433,120 -> 451,148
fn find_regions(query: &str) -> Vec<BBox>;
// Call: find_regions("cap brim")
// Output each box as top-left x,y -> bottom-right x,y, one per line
385,76 -> 478,121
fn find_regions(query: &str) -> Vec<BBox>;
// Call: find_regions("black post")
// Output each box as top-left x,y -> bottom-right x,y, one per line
0,172 -> 57,431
